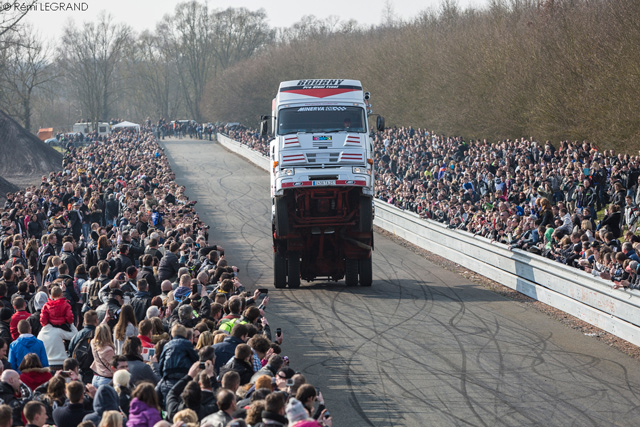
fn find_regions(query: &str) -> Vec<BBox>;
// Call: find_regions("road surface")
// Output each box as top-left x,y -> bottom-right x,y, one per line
162,138 -> 640,426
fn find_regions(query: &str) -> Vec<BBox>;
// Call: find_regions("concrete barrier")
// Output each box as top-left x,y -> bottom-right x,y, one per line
217,133 -> 640,347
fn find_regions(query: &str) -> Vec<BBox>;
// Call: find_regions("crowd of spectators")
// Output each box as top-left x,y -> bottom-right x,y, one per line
0,127 -> 332,427
221,124 -> 640,291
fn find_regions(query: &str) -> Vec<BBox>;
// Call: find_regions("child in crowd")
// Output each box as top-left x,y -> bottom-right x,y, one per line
40,285 -> 73,331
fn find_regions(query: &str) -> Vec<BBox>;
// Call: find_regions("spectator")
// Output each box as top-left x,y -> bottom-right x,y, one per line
98,410 -> 124,427
130,279 -> 152,323
19,353 -> 51,391
258,391 -> 288,427
113,304 -> 138,354
9,320 -> 48,372
38,317 -> 78,371
27,292 -> 48,338
0,309 -> 10,343
40,285 -> 74,330
9,297 -> 30,340
218,343 -> 255,386
0,404 -> 12,427
200,388 -> 236,427
126,382 -> 162,427
0,370 -> 27,425
157,242 -> 181,283
137,255 -> 159,298
82,385 -> 120,426
52,380 -> 89,427
113,369 -> 131,417
90,324 -> 116,388
156,323 -> 198,407
38,375 -> 66,424
213,322 -> 248,372
122,337 -> 158,386
68,310 -> 98,384
23,401 -> 48,427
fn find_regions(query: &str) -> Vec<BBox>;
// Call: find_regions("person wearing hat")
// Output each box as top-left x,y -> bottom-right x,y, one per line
285,398 -> 325,427
274,367 -> 295,393
27,291 -> 49,336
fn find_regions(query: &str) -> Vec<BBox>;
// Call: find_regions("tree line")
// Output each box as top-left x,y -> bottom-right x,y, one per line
0,0 -> 638,152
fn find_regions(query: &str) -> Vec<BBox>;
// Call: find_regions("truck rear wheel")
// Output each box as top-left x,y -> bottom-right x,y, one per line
288,253 -> 300,288
275,197 -> 289,237
345,258 -> 359,286
359,257 -> 372,287
359,195 -> 373,232
274,252 -> 287,289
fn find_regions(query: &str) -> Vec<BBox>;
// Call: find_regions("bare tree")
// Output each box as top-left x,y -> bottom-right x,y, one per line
210,7 -> 274,70
59,12 -> 132,125
133,31 -> 181,119
0,25 -> 57,132
0,0 -> 36,41
156,1 -> 215,122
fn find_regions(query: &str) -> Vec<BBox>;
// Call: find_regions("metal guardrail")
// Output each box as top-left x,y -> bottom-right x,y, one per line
217,133 -> 640,347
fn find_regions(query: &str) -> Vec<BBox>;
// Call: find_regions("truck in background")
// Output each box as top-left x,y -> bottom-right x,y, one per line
72,122 -> 111,137
262,79 -> 385,288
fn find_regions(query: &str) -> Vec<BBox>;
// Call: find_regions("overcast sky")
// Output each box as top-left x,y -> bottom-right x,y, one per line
24,0 -> 489,41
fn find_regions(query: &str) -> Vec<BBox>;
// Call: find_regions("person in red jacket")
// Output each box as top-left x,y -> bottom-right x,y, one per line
10,297 -> 30,340
40,285 -> 73,330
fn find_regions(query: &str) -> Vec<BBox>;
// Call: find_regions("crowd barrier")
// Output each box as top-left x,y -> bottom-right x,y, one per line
216,133 -> 640,347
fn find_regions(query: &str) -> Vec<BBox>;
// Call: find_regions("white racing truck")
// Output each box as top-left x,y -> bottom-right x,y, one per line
261,79 -> 385,288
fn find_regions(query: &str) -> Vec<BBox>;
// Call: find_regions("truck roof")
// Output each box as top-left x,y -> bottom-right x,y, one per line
277,79 -> 363,103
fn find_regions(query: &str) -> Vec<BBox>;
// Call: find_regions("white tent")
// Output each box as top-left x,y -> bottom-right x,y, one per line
112,121 -> 140,132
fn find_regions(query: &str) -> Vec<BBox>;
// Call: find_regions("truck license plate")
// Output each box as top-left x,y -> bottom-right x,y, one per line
312,180 -> 335,186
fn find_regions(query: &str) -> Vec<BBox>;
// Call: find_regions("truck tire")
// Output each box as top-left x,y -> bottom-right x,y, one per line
359,257 -> 372,287
345,258 -> 359,287
275,197 -> 289,237
359,196 -> 373,232
288,253 -> 300,288
274,252 -> 287,289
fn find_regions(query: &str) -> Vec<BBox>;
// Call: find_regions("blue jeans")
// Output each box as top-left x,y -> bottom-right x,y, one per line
92,374 -> 111,388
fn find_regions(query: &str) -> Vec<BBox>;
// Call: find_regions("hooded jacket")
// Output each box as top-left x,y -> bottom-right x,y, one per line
40,297 -> 74,327
9,334 -> 49,372
126,398 -> 162,427
20,367 -> 52,391
82,384 -> 123,426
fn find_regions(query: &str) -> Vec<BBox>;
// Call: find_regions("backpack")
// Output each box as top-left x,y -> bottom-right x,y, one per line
87,278 -> 105,309
72,332 -> 94,373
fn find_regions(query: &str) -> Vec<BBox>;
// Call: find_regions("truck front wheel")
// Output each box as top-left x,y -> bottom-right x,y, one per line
345,258 -> 359,287
288,253 -> 300,288
274,252 -> 287,288
275,197 -> 289,237
359,195 -> 373,232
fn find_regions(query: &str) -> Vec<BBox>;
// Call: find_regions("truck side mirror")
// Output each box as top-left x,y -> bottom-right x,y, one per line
260,119 -> 269,136
377,116 -> 385,132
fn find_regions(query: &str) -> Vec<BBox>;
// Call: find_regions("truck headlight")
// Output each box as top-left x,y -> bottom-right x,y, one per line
281,169 -> 294,176
352,167 -> 370,174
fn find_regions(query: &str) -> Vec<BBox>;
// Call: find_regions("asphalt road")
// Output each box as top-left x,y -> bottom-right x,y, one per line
162,138 -> 640,426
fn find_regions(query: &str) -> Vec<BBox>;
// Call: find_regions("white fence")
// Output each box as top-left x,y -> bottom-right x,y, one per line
217,133 -> 640,347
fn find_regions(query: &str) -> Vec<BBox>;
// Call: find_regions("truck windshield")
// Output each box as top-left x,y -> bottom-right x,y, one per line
278,106 -> 366,135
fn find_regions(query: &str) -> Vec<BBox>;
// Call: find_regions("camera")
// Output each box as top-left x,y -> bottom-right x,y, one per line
276,328 -> 281,337
199,362 -> 206,370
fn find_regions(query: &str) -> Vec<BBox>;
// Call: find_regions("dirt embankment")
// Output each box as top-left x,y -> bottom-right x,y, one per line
0,109 -> 63,194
